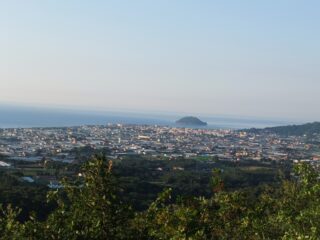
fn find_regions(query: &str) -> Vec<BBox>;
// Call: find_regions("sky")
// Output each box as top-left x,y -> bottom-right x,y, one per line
1,0 -> 319,121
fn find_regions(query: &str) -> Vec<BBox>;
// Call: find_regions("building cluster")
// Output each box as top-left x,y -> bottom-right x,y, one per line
0,124 -> 319,164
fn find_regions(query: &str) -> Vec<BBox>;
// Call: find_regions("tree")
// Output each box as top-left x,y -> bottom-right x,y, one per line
38,155 -> 133,239
1,157 -> 320,239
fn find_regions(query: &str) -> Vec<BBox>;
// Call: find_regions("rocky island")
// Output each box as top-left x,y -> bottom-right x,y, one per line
176,116 -> 207,126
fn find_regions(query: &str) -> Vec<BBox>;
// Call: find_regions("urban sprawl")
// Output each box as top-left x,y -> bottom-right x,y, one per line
1,124 -> 320,165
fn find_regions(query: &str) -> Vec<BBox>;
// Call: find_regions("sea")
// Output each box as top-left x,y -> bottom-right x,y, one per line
0,104 -> 294,130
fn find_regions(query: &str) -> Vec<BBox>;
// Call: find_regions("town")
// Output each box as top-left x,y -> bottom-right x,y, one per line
1,124 -> 319,165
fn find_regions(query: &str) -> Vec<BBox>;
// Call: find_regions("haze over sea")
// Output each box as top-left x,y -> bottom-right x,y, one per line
0,104 -> 294,130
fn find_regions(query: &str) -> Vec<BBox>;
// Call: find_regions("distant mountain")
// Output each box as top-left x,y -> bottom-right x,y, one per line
176,116 -> 207,126
246,122 -> 320,136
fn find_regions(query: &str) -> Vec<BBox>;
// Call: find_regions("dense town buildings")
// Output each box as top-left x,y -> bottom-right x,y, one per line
0,124 -> 319,165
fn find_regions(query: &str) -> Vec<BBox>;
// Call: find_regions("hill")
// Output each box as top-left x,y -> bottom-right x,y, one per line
246,121 -> 320,136
176,116 -> 207,126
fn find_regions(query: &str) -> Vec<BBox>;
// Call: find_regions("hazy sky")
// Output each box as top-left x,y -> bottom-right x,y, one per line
1,1 -> 319,121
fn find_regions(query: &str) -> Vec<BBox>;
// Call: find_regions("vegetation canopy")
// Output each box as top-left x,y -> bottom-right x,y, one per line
1,156 -> 320,239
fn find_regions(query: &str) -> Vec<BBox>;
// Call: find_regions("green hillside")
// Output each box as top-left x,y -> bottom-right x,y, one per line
247,121 -> 320,136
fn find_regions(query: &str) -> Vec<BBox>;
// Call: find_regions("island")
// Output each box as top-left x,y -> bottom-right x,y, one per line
176,116 -> 207,126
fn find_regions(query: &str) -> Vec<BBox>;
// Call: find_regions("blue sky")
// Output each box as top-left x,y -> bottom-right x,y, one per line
1,1 -> 319,121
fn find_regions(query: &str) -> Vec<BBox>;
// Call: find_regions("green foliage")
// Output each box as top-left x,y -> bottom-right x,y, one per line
1,157 -> 320,239
0,171 -> 53,222
41,155 -> 133,239
248,121 -> 320,136
0,205 -> 24,240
